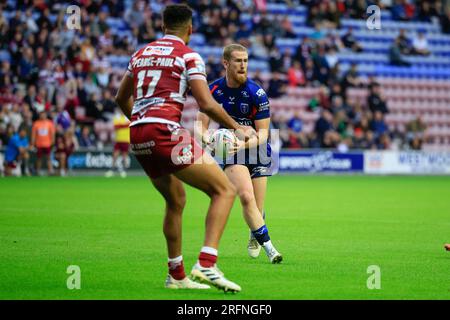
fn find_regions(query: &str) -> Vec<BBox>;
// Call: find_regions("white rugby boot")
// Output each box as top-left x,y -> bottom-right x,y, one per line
164,274 -> 210,289
247,237 -> 262,258
191,263 -> 241,293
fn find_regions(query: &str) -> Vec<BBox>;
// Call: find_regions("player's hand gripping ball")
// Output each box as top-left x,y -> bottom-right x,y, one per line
209,129 -> 237,158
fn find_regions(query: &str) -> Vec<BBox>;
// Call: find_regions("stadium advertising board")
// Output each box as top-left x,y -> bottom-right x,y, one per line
68,151 -> 139,170
364,151 -> 450,174
278,151 -> 364,173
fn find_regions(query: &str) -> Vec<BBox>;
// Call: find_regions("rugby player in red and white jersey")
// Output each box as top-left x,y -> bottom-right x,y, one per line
114,4 -> 255,292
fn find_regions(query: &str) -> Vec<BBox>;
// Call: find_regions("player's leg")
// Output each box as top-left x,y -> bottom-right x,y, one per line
225,165 -> 282,263
252,174 -> 282,263
4,162 -> 12,176
151,173 -> 209,290
58,152 -> 67,176
252,176 -> 267,216
46,150 -> 53,175
174,152 -> 241,292
119,150 -> 128,178
245,176 -> 267,258
18,149 -> 30,176
35,150 -> 42,176
105,149 -> 119,177
224,165 -> 264,229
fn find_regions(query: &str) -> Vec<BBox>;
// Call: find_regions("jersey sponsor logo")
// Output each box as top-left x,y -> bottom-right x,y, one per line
256,88 -> 266,97
142,46 -> 174,56
131,140 -> 156,155
229,96 -> 235,104
132,97 -> 165,114
259,101 -> 270,111
240,103 -> 249,114
241,90 -> 249,98
233,116 -> 253,126
132,57 -> 174,68
216,89 -> 223,96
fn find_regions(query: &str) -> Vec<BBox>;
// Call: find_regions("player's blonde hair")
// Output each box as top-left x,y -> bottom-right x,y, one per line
223,44 -> 248,61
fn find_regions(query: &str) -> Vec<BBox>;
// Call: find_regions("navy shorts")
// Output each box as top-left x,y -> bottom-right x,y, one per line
214,146 -> 272,179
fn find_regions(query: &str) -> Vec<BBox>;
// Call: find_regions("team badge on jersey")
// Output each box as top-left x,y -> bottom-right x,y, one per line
240,103 -> 249,114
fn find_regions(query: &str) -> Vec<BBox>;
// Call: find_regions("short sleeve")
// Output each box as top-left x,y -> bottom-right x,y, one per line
253,87 -> 270,120
184,52 -> 207,82
127,50 -> 139,78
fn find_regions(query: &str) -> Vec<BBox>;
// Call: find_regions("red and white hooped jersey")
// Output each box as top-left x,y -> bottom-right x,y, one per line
126,35 -> 207,127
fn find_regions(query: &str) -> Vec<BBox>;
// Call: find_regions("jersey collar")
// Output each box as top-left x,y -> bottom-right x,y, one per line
162,34 -> 185,45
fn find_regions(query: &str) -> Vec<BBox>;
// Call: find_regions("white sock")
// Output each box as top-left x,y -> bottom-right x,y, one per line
262,240 -> 275,254
200,246 -> 218,256
168,255 -> 183,264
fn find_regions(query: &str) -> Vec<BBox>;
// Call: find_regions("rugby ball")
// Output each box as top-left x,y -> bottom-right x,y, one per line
209,129 -> 237,158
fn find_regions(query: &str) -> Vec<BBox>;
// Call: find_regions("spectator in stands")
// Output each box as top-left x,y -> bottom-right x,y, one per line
391,0 -> 415,21
331,95 -> 352,115
124,0 -> 145,29
294,36 -> 312,69
370,111 -> 389,138
348,0 -> 368,19
411,31 -> 431,56
100,90 -> 116,121
3,125 -> 30,177
368,83 -> 389,114
416,1 -> 433,22
341,27 -> 363,52
287,111 -> 303,135
85,92 -> 103,121
268,47 -> 284,73
310,23 -> 326,41
406,116 -> 427,150
313,45 -> 330,84
325,47 -> 339,69
77,125 -> 96,149
397,29 -> 412,55
31,111 -> 55,176
54,129 -> 76,177
252,70 -> 264,87
389,37 -> 412,66
315,109 -> 336,147
235,22 -> 252,43
287,61 -> 306,87
440,7 -> 450,34
267,72 -> 287,98
341,63 -> 362,93
306,4 -> 320,27
280,16 -> 297,38
55,101 -> 72,133
303,58 -> 317,86
307,86 -> 330,112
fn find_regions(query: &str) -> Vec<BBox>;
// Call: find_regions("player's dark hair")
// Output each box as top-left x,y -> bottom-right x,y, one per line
163,4 -> 193,30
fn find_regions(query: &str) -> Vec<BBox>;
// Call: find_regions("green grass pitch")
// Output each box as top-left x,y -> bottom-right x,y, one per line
0,175 -> 449,300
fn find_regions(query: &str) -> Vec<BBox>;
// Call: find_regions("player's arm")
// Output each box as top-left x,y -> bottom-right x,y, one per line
115,73 -> 134,120
196,111 -> 211,144
189,79 -> 254,139
253,117 -> 270,146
